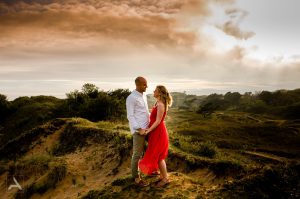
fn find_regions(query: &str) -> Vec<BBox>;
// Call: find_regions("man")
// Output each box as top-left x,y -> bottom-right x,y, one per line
126,76 -> 150,186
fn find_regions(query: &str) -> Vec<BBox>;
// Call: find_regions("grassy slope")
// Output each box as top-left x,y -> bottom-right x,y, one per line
166,109 -> 300,158
0,96 -> 64,146
0,109 -> 299,198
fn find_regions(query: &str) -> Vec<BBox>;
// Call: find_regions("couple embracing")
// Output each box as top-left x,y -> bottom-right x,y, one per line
126,76 -> 172,187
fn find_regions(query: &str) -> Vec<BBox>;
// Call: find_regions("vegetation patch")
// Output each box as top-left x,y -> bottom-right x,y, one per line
167,147 -> 245,177
14,160 -> 67,199
171,134 -> 218,158
8,154 -> 52,179
215,163 -> 300,198
0,119 -> 66,160
52,119 -> 132,157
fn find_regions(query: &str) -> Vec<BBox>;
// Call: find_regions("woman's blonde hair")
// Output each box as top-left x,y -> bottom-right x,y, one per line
156,85 -> 173,111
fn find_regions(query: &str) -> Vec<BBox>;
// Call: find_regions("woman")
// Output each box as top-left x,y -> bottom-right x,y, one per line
138,85 -> 172,187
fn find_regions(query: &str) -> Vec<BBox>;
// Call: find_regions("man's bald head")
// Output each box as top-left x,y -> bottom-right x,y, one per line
135,76 -> 148,93
135,76 -> 146,85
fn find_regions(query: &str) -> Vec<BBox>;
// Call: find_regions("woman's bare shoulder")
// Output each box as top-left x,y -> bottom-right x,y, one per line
157,101 -> 165,109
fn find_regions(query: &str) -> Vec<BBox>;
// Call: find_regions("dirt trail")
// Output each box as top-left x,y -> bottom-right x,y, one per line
243,151 -> 291,163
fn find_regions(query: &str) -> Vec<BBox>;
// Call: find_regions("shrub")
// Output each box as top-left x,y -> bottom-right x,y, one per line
171,135 -> 218,158
0,94 -> 11,121
194,141 -> 217,158
65,84 -> 130,121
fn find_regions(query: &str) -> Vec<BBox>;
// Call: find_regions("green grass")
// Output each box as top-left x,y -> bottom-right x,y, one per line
1,96 -> 64,146
214,163 -> 300,199
171,134 -> 218,158
167,146 -> 245,177
167,109 -> 300,157
9,154 -> 52,178
7,154 -> 67,199
166,108 -> 300,182
15,161 -> 67,199
51,119 -> 132,157
1,108 -> 299,199
0,119 -> 66,160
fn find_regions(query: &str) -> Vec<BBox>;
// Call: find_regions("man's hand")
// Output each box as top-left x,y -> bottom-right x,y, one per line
138,128 -> 146,135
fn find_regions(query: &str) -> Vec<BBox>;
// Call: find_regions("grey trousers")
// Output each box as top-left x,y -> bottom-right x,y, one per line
131,132 -> 145,179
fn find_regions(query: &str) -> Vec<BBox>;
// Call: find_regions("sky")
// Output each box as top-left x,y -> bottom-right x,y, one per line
0,0 -> 299,100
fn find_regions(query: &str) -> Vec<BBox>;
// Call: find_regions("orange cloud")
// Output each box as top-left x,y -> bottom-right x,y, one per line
0,0 -> 213,51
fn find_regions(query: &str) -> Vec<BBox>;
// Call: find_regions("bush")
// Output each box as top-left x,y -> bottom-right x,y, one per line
197,102 -> 217,117
194,141 -> 217,158
65,84 -> 130,121
0,94 -> 11,121
281,102 -> 300,119
245,99 -> 268,113
171,135 -> 218,158
1,96 -> 64,146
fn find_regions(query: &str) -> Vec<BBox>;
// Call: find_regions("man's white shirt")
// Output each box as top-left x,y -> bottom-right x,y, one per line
126,90 -> 150,134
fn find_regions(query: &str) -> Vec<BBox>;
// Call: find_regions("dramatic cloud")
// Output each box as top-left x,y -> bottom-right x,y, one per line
216,8 -> 255,40
0,0 -> 299,99
0,0 -> 215,52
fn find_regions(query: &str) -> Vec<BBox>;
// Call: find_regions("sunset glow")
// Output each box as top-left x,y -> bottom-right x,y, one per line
1,0 -> 299,99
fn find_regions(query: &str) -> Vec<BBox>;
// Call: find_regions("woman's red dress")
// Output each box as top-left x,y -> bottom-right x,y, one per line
138,106 -> 169,175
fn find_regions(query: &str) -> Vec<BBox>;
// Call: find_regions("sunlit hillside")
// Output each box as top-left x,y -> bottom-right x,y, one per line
0,86 -> 300,198
0,112 -> 299,198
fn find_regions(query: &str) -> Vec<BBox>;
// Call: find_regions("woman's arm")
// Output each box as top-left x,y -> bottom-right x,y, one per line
145,102 -> 165,134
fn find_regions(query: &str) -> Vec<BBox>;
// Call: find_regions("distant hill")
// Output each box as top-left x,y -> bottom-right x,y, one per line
197,88 -> 300,119
147,92 -> 206,111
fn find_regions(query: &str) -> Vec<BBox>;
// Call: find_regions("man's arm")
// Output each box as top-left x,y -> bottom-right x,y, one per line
126,96 -> 140,131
